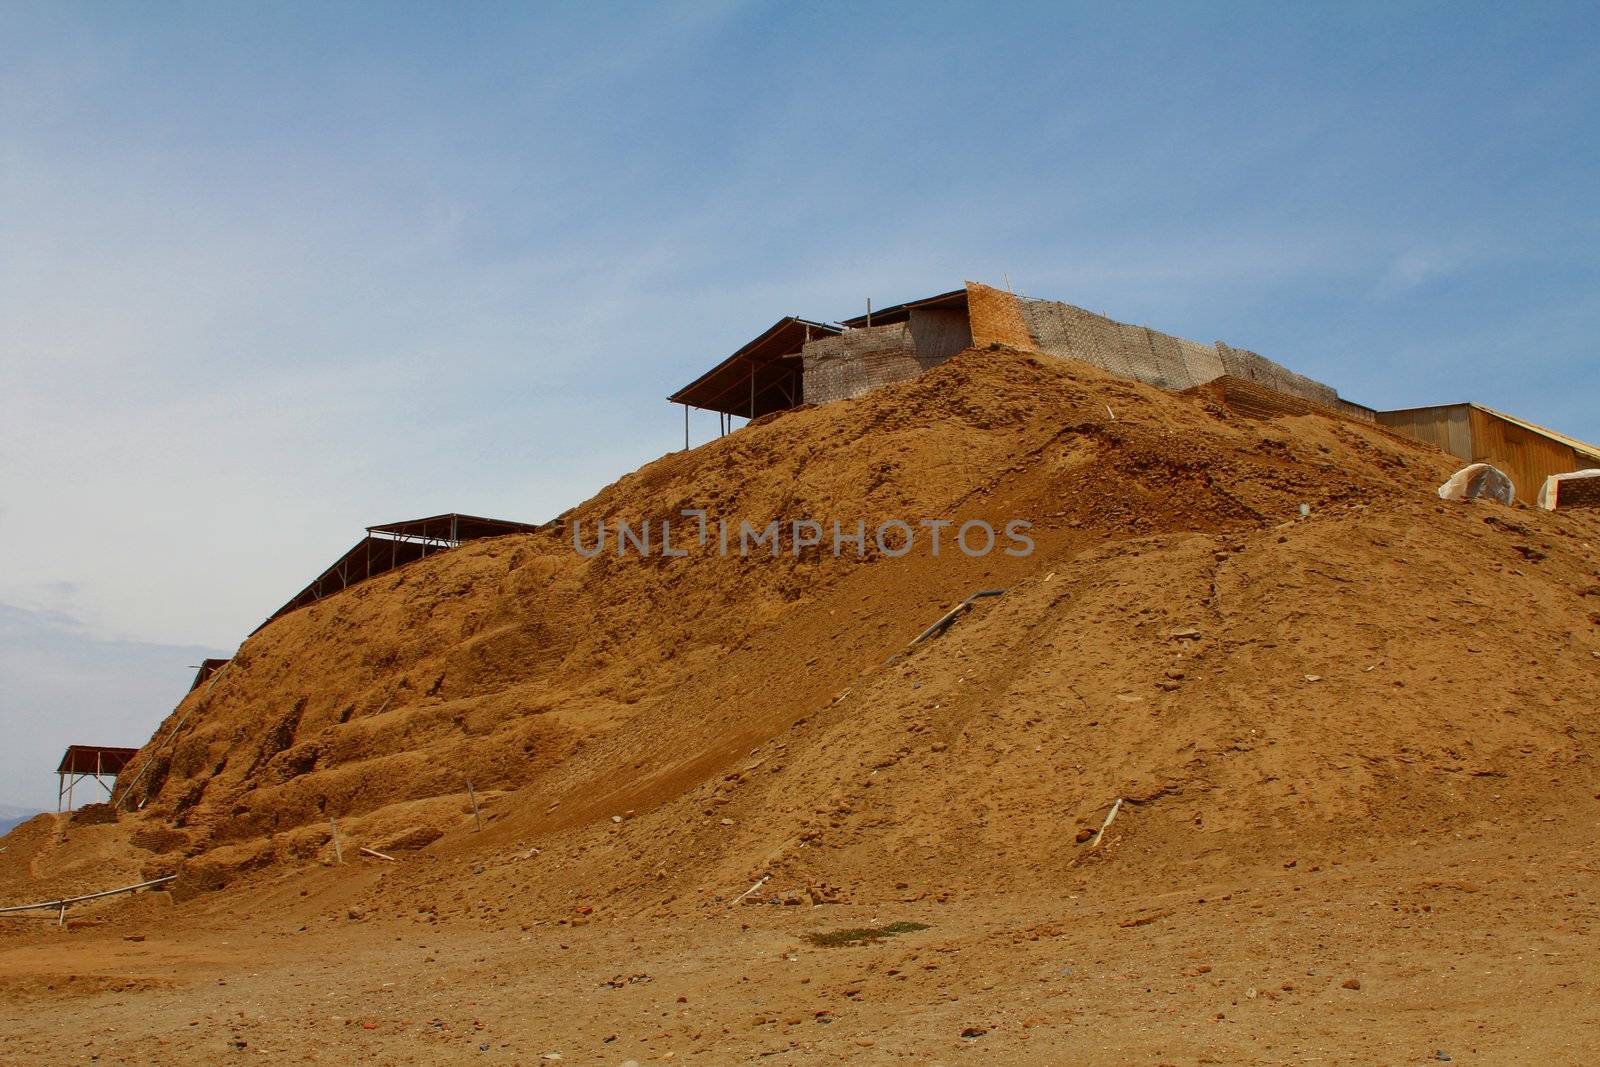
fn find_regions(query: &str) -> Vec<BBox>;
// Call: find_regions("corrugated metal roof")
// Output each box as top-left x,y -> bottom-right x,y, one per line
1471,404 -> 1600,462
56,746 -> 138,776
254,513 -> 541,634
1379,402 -> 1600,462
187,658 -> 230,693
838,288 -> 967,329
366,513 -> 541,541
667,316 -> 838,416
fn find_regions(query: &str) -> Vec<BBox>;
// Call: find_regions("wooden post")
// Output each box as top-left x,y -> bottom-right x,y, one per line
466,781 -> 483,832
328,817 -> 344,864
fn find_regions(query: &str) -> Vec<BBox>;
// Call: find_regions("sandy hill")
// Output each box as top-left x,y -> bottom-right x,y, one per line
10,343 -> 1596,906
3,344 -> 1599,1064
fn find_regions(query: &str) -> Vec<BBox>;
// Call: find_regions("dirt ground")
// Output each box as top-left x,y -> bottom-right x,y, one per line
1,812 -> 1597,1064
3,346 -> 1598,1064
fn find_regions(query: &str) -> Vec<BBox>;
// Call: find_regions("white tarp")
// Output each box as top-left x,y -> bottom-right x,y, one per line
1537,468 -> 1600,510
1437,463 -> 1515,505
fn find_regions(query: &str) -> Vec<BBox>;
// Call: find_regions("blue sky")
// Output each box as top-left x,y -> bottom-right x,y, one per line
2,2 -> 1597,809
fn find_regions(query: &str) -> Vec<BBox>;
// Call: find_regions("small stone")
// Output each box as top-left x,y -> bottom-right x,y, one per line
1303,674 -> 1323,682
1074,827 -> 1094,844
1340,978 -> 1361,990
960,1026 -> 988,1039
720,818 -> 734,826
611,815 -> 622,824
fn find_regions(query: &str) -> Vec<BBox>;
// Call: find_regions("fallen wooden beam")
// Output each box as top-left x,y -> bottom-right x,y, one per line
884,588 -> 1009,665
910,588 -> 1008,646
0,875 -> 176,915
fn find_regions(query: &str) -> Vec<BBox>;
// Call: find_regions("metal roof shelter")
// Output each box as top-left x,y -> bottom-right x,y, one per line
838,288 -> 969,328
254,512 -> 541,633
667,317 -> 841,439
1376,403 -> 1600,504
187,658 -> 230,693
366,513 -> 537,543
665,291 -> 978,445
56,745 -> 138,812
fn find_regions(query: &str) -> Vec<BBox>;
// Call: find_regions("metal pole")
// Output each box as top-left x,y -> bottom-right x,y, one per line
866,298 -> 872,327
683,404 -> 689,451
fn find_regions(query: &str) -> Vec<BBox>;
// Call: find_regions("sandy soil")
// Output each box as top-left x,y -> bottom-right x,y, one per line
1,815 -> 1596,1064
3,346 -> 1598,1063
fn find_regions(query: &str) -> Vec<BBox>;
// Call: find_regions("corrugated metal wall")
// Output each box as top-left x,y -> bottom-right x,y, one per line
1374,405 -> 1475,461
1468,407 -> 1580,504
1375,404 -> 1584,503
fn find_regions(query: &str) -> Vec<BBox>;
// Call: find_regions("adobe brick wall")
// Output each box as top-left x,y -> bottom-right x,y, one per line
802,324 -> 925,405
800,279 -> 1353,417
964,281 -> 1347,409
965,281 -> 1032,348
801,309 -> 974,405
